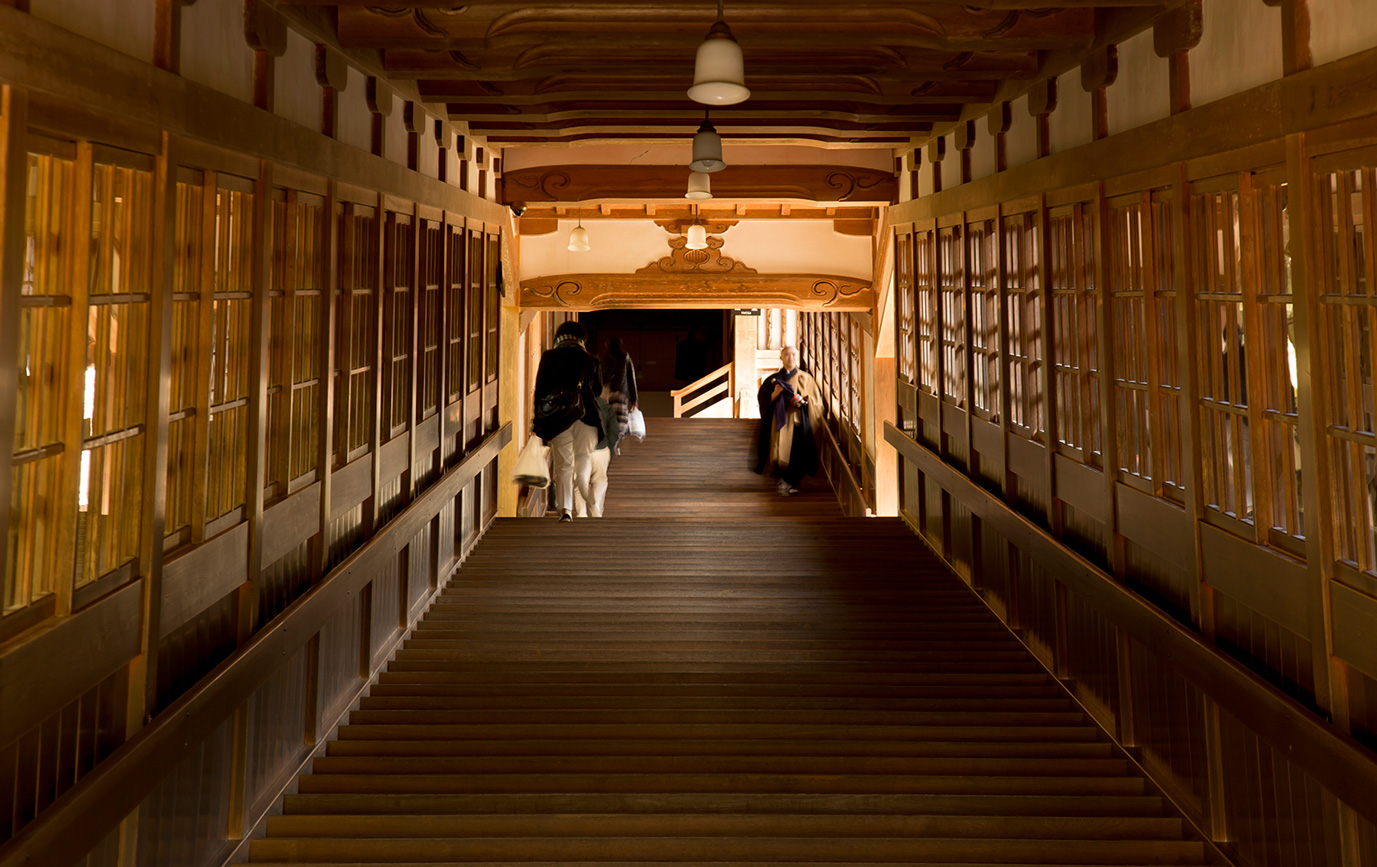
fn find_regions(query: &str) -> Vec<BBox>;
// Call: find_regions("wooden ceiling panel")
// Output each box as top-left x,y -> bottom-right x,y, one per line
291,0 -> 1169,150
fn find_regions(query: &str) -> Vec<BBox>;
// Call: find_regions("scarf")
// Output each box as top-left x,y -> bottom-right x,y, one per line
774,368 -> 800,431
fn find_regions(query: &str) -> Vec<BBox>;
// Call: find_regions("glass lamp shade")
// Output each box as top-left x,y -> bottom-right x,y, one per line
688,21 -> 750,106
685,223 -> 709,250
690,121 -> 725,173
567,224 -> 590,252
685,171 -> 713,200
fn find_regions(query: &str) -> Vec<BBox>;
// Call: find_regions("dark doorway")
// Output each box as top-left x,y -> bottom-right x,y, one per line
581,310 -> 729,417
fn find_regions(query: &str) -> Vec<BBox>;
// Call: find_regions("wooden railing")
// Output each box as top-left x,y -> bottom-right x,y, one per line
816,419 -> 870,517
670,362 -> 734,418
0,425 -> 511,867
884,422 -> 1377,836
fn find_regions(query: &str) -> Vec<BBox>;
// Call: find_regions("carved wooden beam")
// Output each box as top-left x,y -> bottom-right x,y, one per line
502,165 -> 897,204
519,273 -> 875,312
338,6 -> 1095,53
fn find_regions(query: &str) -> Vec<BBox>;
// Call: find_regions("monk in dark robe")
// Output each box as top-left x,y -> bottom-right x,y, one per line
753,345 -> 821,495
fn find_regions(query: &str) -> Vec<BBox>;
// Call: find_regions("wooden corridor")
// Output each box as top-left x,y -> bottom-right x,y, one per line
248,419 -> 1213,865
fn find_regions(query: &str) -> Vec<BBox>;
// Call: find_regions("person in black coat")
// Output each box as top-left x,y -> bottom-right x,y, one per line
533,320 -> 603,522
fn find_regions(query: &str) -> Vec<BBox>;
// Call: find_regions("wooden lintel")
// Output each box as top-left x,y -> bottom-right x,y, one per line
501,164 -> 897,204
519,273 -> 875,311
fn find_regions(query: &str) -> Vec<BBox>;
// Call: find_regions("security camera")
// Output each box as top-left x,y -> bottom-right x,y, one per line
510,202 -> 526,217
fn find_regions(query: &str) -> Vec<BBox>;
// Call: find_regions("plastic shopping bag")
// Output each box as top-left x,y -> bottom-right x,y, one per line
512,437 -> 550,488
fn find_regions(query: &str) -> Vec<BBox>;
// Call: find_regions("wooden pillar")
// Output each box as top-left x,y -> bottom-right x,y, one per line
1278,0 -> 1312,75
1154,1 -> 1202,115
955,121 -> 975,185
244,0 -> 287,113
987,102 -> 1011,174
403,102 -> 425,172
315,183 -> 340,580
457,135 -> 470,192
241,160 -> 274,642
314,45 -> 348,140
1081,45 -> 1118,141
153,0 -> 185,73
0,86 -> 27,621
1028,78 -> 1056,160
435,121 -> 453,184
927,137 -> 945,195
733,312 -> 759,418
366,77 -> 393,160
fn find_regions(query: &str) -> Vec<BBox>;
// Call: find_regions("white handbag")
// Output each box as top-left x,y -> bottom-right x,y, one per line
511,437 -> 551,488
627,408 -> 647,440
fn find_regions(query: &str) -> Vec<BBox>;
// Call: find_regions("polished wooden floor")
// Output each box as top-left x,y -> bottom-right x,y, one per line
249,418 -> 1210,865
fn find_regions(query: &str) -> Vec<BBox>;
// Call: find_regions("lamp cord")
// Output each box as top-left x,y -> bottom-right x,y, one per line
717,0 -> 724,21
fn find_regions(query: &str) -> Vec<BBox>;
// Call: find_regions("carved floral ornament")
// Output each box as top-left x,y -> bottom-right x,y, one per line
519,274 -> 873,312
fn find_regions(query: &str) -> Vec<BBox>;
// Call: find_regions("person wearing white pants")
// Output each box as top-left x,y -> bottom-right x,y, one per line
575,395 -> 619,518
531,321 -> 604,523
550,419 -> 599,516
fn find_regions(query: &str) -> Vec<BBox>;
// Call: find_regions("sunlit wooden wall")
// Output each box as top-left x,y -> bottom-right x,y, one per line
0,9 -> 512,865
886,25 -> 1377,867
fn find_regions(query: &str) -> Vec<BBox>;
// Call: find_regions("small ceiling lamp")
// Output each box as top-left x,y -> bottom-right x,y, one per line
690,111 -> 725,173
685,171 -> 713,200
567,212 -> 590,252
686,206 -> 708,250
689,0 -> 749,106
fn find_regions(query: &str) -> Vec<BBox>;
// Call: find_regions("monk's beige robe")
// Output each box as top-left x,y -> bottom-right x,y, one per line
769,370 -> 821,469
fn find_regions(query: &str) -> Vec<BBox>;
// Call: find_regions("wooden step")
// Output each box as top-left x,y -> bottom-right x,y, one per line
249,418 -> 1209,866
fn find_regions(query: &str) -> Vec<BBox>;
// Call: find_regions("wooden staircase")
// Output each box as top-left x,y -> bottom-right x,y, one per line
249,418 -> 1214,866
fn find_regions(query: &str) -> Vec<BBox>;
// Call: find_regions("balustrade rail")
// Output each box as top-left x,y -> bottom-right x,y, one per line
886,422 -> 1377,859
670,362 -> 735,418
0,427 -> 509,867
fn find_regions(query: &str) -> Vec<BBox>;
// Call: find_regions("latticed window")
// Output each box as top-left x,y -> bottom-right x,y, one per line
1003,210 -> 1044,441
334,203 -> 378,464
205,182 -> 255,525
486,234 -> 501,383
1192,184 -> 1253,524
1108,190 -> 1185,499
969,218 -> 999,421
417,221 -> 444,420
1049,203 -> 1101,466
265,192 -> 324,500
467,230 -> 484,393
382,212 -> 415,440
446,223 -> 467,403
1315,161 -> 1373,569
938,224 -> 966,407
915,229 -> 938,394
894,231 -> 915,383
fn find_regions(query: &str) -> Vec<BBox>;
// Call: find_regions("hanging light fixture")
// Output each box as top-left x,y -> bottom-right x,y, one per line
686,205 -> 708,250
690,110 -> 725,173
567,211 -> 590,252
689,0 -> 749,106
685,171 -> 713,200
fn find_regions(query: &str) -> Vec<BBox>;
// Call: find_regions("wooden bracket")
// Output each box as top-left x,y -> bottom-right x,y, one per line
1153,0 -> 1204,57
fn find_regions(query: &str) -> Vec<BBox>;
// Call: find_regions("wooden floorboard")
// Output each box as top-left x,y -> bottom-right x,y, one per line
250,418 -> 1210,865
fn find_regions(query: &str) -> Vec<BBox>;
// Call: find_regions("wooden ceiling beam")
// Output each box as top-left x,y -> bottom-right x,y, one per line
455,108 -> 964,125
305,0 -> 1161,7
480,129 -> 917,144
382,51 -> 1042,80
518,204 -> 879,220
502,163 -> 898,204
416,84 -> 1001,104
337,6 -> 1095,53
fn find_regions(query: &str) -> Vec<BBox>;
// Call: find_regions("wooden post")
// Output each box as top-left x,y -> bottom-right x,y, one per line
926,137 -> 945,195
366,78 -> 393,161
315,183 -> 339,580
404,102 -> 425,173
1028,78 -> 1057,161
1081,45 -> 1118,141
956,121 -> 975,185
314,45 -> 348,140
435,121 -> 453,184
0,86 -> 27,606
987,102 -> 1011,175
244,0 -> 287,113
153,0 -> 184,73
1092,183 -> 1122,579
367,193 -> 386,536
241,160 -> 274,642
1154,1 -> 1202,115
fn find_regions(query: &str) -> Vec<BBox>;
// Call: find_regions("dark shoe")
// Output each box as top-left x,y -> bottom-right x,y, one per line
559,511 -> 573,523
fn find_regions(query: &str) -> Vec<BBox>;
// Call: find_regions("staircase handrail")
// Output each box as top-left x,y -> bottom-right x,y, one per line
883,421 -> 1377,827
816,415 -> 869,517
0,426 -> 513,867
670,362 -> 734,418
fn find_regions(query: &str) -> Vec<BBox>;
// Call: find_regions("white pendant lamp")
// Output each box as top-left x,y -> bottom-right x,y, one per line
567,212 -> 590,252
686,206 -> 708,250
685,171 -> 713,200
689,0 -> 749,106
690,112 -> 725,173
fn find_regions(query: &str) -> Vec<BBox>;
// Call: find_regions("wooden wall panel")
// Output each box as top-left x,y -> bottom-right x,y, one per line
1123,538 -> 1194,622
1064,590 -> 1119,728
1126,636 -> 1210,819
1213,593 -> 1316,706
154,592 -> 237,713
132,716 -> 235,867
1218,712 -> 1339,867
257,538 -> 313,625
243,645 -> 310,817
316,593 -> 365,731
